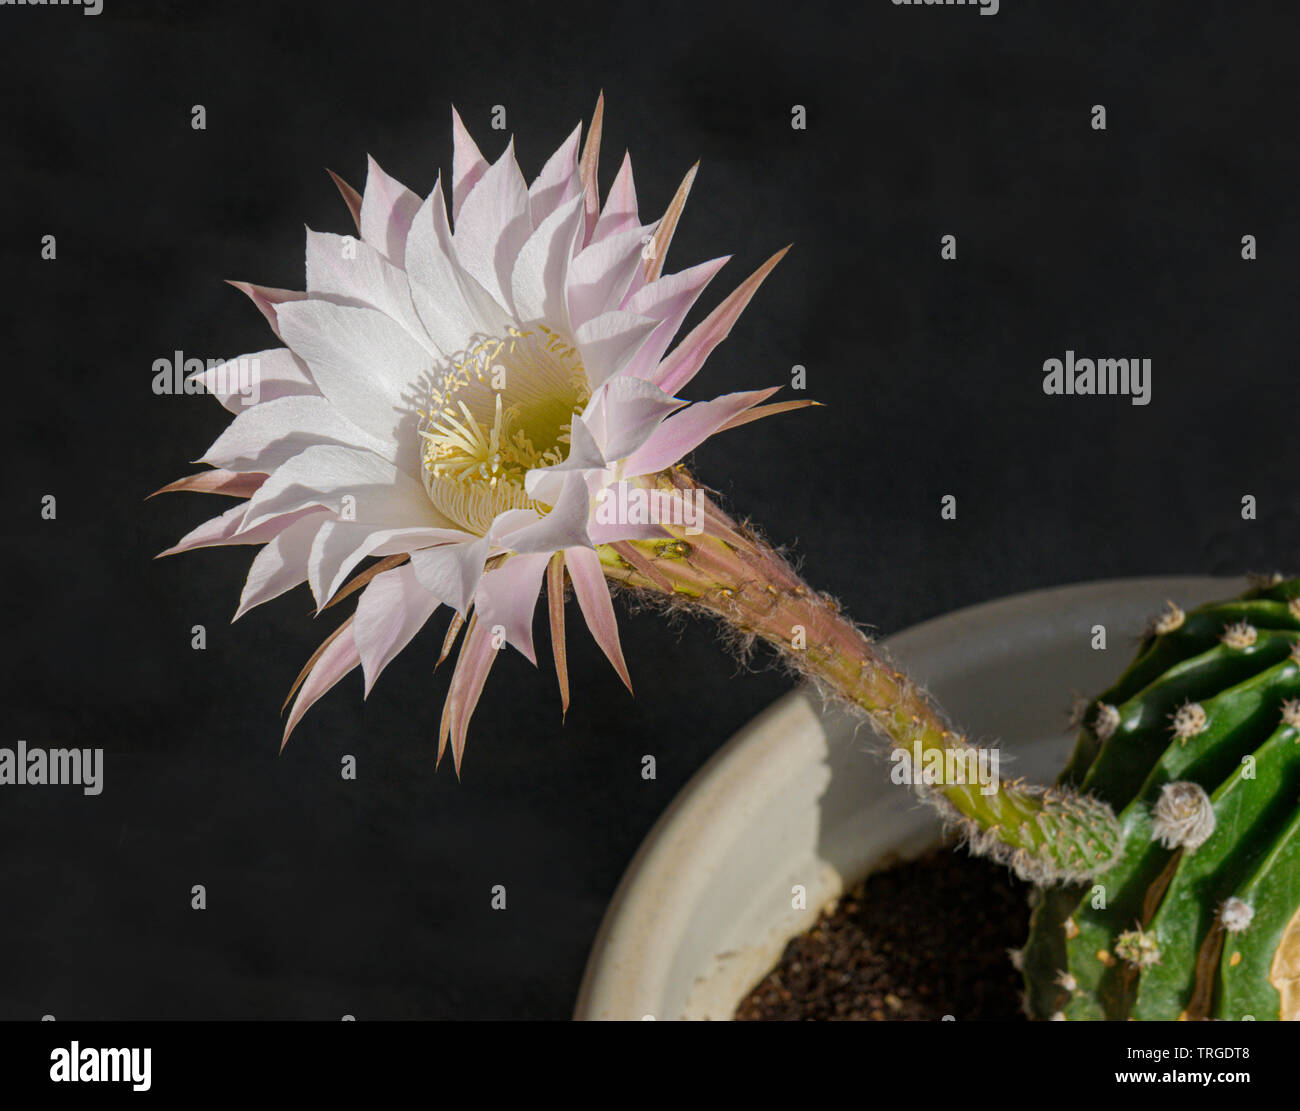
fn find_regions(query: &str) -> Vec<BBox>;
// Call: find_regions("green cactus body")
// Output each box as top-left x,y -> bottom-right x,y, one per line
1217,807 -> 1300,1018
1024,579 -> 1300,1020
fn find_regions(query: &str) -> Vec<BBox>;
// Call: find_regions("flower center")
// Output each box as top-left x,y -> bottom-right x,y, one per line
419,325 -> 590,534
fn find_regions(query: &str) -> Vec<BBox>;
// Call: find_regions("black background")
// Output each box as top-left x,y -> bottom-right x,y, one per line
2,0 -> 1298,1019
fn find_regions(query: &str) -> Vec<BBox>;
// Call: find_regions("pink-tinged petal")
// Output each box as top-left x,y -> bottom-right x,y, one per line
586,503 -> 671,545
274,299 -> 431,465
157,504 -> 321,558
452,138 -> 531,315
565,222 -> 659,332
437,610 -> 467,669
326,169 -> 363,232
501,471 -> 593,555
451,107 -> 489,224
546,552 -> 569,717
583,376 -> 685,461
225,281 -> 307,340
564,545 -> 632,694
359,156 -> 421,267
592,152 -> 639,243
650,246 -> 790,396
304,230 -> 433,353
619,256 -> 730,378
308,521 -> 468,609
574,310 -> 660,388
149,470 -> 266,499
200,394 -> 396,474
527,121 -> 582,229
282,620 -> 362,749
446,614 -> 500,773
190,348 -> 317,414
234,513 -> 327,620
318,553 -> 409,613
354,562 -> 442,696
438,669 -> 454,765
716,398 -> 821,432
621,387 -> 782,477
510,192 -> 585,330
578,93 -> 605,243
473,551 -> 551,664
243,444 -> 446,532
643,163 -> 698,282
409,534 -> 492,614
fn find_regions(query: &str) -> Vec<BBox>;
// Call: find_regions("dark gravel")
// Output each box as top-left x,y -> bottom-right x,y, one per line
735,848 -> 1031,1021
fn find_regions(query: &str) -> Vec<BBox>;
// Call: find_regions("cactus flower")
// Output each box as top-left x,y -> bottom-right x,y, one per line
155,97 -> 803,771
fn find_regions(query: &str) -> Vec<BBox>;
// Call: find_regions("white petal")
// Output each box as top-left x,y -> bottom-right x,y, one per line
191,348 -> 316,414
275,299 -> 430,467
242,444 -> 446,532
305,229 -> 434,354
200,394 -> 393,474
498,471 -> 592,555
452,139 -> 531,315
405,176 -> 512,355
451,107 -> 489,223
308,520 -> 467,608
573,310 -> 660,388
527,122 -> 582,229
359,156 -> 421,266
234,513 -> 328,620
510,193 -> 585,330
409,535 -> 492,614
158,504 -> 321,557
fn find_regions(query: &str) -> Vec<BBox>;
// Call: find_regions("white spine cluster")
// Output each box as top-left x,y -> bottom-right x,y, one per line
1094,702 -> 1121,741
1282,699 -> 1300,730
1152,601 -> 1185,635
1150,781 -> 1216,851
1219,897 -> 1255,934
1115,927 -> 1162,969
1220,620 -> 1259,649
1170,701 -> 1209,744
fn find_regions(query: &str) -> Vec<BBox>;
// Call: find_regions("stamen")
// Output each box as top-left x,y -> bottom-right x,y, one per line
420,324 -> 591,535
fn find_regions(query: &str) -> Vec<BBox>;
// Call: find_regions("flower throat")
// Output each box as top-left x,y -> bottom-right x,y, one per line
420,325 -> 590,534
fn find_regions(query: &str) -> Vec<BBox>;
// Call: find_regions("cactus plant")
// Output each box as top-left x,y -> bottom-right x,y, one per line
595,473 -> 1300,1020
1020,576 -> 1300,1020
